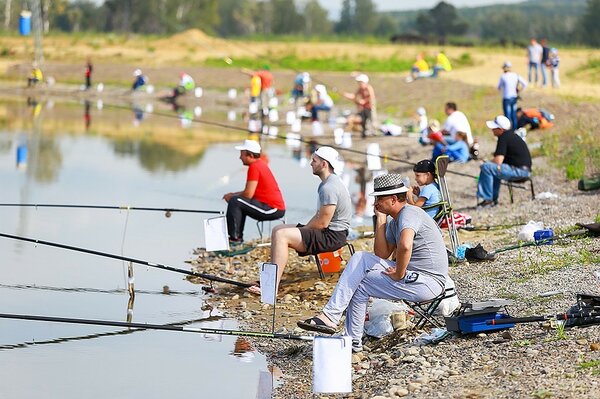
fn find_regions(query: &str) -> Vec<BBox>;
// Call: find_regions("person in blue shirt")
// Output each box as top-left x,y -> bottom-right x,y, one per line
407,159 -> 441,219
432,131 -> 470,163
131,69 -> 147,91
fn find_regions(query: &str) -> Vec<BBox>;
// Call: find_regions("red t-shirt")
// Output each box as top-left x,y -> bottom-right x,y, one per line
247,159 -> 285,210
257,70 -> 273,89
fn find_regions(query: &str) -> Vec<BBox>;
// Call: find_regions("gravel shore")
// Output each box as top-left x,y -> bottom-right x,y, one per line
187,78 -> 600,399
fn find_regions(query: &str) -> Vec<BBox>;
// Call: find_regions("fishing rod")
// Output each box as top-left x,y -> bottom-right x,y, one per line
0,203 -> 222,216
0,314 -> 222,350
0,283 -> 200,297
486,311 -> 600,326
490,229 -> 590,255
0,232 -> 252,288
462,221 -> 526,231
99,101 -> 489,183
0,313 -> 313,341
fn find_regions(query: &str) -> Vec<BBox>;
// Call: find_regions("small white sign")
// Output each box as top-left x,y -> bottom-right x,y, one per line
203,216 -> 229,252
313,336 -> 352,393
259,262 -> 278,305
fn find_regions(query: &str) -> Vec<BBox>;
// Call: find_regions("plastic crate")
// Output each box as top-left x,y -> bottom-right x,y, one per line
445,312 -> 514,334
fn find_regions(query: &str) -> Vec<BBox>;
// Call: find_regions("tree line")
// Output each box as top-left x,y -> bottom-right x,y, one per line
1,0 -> 599,47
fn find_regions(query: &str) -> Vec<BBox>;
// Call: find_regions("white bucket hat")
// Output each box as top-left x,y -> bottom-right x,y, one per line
234,139 -> 261,154
369,174 -> 409,196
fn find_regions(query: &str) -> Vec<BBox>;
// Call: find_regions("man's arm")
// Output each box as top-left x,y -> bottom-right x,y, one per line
222,180 -> 258,202
382,228 -> 415,281
373,209 -> 395,259
305,204 -> 335,229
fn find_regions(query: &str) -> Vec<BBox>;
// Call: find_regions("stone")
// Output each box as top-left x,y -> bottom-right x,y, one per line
282,294 -> 294,303
239,301 -> 247,309
407,382 -> 421,392
477,333 -> 487,338
402,355 -> 416,363
231,294 -> 240,300
501,331 -> 513,340
494,367 -> 506,376
394,388 -> 409,397
576,339 -> 588,345
352,354 -> 362,364
414,376 -> 429,384
590,343 -> 600,351
526,348 -> 539,356
406,347 -> 420,356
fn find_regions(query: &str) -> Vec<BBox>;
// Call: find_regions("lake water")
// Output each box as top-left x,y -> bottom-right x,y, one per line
0,95 -> 362,398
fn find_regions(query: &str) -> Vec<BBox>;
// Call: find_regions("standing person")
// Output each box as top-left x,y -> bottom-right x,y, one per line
343,74 -> 376,139
309,84 -> 334,121
549,48 -> 560,88
527,38 -> 543,85
476,115 -> 532,207
84,58 -> 93,90
248,146 -> 352,295
540,39 -> 550,87
441,102 -> 473,147
297,173 -> 448,352
242,65 -> 273,106
497,61 -> 527,129
222,140 -> 286,244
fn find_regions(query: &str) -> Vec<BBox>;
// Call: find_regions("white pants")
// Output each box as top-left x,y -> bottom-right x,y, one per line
322,251 -> 444,341
552,68 -> 560,88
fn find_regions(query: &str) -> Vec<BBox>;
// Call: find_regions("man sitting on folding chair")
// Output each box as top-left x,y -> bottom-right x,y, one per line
298,173 -> 448,352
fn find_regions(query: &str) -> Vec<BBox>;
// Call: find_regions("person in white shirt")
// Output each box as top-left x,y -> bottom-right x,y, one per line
498,61 -> 527,129
527,38 -> 543,85
441,102 -> 473,147
309,84 -> 334,121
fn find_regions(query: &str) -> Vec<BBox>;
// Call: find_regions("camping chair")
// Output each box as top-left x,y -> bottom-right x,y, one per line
423,156 -> 460,255
507,176 -> 535,203
256,217 -> 287,242
313,242 -> 355,279
403,286 -> 457,329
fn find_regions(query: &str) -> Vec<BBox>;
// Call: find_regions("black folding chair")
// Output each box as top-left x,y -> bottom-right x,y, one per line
403,286 -> 457,329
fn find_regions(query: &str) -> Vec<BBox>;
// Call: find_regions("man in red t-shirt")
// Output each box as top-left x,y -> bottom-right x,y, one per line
223,140 -> 286,243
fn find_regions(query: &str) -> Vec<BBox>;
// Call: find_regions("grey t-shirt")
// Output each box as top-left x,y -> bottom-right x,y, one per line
318,174 -> 352,232
385,204 -> 448,280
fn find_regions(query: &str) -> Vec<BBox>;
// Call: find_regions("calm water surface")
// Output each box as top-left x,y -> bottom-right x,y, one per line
0,96 -> 361,398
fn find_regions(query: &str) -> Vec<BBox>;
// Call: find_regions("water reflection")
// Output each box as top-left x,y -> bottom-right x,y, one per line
112,138 -> 206,173
231,337 -> 256,363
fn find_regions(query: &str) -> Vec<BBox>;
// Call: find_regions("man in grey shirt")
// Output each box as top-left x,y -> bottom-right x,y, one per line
248,146 -> 352,295
298,173 -> 448,351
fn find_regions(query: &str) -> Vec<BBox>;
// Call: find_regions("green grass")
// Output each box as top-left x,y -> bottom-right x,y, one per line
578,359 -> 600,375
204,54 -> 415,73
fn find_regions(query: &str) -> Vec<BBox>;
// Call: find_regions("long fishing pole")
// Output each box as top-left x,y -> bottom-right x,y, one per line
490,229 -> 590,255
0,203 -> 222,216
486,311 -> 600,326
0,232 -> 252,288
0,313 -> 313,341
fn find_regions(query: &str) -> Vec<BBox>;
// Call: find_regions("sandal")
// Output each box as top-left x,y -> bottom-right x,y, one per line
247,284 -> 261,295
297,316 -> 337,335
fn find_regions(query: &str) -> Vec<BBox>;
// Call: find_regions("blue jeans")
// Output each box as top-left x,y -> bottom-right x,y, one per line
311,104 -> 331,121
502,97 -> 518,130
528,61 -> 539,83
477,162 -> 530,202
540,63 -> 547,86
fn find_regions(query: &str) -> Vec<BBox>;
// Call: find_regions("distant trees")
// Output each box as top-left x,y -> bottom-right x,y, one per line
416,1 -> 467,42
579,0 -> 600,46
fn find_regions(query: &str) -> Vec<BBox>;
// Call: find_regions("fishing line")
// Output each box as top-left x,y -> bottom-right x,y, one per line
0,313 -> 314,341
0,232 -> 252,288
0,283 -> 200,296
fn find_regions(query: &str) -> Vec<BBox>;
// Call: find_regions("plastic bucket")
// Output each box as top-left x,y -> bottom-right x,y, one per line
19,11 -> 32,36
318,250 -> 342,273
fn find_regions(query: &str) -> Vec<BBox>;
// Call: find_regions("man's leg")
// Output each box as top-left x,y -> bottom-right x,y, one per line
477,161 -> 498,201
226,196 -> 246,241
494,164 -> 530,202
541,64 -> 547,87
228,196 -> 284,241
502,98 -> 511,120
528,62 -> 534,83
270,224 -> 306,289
508,97 -> 518,130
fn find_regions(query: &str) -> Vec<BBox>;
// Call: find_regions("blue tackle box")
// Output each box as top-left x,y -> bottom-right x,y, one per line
445,299 -> 515,334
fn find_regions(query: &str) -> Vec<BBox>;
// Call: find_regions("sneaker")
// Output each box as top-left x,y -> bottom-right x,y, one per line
351,339 -> 363,353
465,244 -> 498,262
477,200 -> 495,208
228,238 -> 244,248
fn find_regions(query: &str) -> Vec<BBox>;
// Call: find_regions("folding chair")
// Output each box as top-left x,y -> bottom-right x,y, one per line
313,242 -> 355,279
403,286 -> 457,329
507,176 -> 535,203
422,156 -> 460,255
256,217 -> 286,242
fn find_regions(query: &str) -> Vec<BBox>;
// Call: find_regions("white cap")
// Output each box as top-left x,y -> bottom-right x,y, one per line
355,74 -> 369,83
302,72 -> 310,83
234,139 -> 261,154
314,146 -> 340,172
486,115 -> 512,130
502,61 -> 512,69
134,69 -> 142,76
416,107 -> 426,116
314,84 -> 326,93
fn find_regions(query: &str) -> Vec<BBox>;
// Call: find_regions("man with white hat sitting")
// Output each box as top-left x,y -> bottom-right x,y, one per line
223,140 -> 286,244
297,173 -> 448,351
249,146 -> 352,295
477,115 -> 532,208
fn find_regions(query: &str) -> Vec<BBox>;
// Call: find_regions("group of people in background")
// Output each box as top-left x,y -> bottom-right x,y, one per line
527,38 -> 560,88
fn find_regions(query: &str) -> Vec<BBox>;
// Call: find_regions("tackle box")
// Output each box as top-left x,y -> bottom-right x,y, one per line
445,299 -> 515,334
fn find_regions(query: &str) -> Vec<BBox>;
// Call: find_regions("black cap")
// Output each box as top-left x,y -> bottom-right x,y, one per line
413,159 -> 436,174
